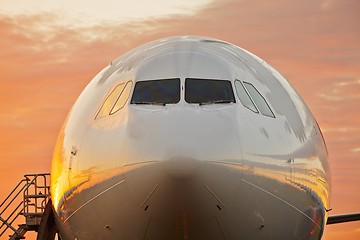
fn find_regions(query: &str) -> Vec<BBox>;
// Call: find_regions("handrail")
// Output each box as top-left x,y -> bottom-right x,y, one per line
0,204 -> 23,236
0,179 -> 27,213
0,179 -> 26,209
0,202 -> 22,230
0,216 -> 19,236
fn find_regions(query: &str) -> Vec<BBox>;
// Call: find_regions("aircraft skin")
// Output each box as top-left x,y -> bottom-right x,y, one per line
50,36 -> 331,239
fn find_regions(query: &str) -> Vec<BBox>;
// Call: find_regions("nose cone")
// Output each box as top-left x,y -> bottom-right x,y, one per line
122,156 -> 237,240
125,105 -> 242,165
119,105 -> 244,239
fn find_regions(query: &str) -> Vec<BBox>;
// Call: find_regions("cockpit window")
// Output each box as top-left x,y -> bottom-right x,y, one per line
131,78 -> 180,105
95,81 -> 133,119
185,78 -> 235,105
235,80 -> 258,113
243,82 -> 275,118
96,83 -> 125,119
110,81 -> 133,115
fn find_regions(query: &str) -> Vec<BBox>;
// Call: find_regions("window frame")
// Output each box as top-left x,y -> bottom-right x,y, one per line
109,81 -> 133,115
130,78 -> 181,105
242,81 -> 275,118
234,80 -> 259,113
95,80 -> 133,120
184,78 -> 236,105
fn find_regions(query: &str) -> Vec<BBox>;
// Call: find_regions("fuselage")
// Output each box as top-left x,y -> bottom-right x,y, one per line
50,36 -> 331,239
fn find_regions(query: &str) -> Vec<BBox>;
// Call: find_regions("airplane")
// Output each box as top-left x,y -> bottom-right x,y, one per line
37,36 -> 360,239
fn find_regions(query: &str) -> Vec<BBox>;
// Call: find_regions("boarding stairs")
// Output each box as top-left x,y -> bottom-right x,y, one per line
0,173 -> 50,239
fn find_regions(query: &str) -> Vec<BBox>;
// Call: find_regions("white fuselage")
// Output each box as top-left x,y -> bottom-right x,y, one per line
50,36 -> 331,239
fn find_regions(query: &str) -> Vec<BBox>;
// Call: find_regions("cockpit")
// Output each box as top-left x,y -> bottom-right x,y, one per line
95,78 -> 275,119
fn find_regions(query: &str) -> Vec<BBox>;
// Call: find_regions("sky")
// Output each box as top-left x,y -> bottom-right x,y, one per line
0,0 -> 359,239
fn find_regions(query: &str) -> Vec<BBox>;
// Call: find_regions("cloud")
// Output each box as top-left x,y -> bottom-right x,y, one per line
352,148 -> 360,153
0,1 -> 359,239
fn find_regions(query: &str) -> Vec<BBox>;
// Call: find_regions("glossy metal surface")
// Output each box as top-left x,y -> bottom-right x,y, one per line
50,36 -> 331,239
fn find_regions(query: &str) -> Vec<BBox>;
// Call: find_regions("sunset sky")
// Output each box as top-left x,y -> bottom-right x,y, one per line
0,0 -> 359,239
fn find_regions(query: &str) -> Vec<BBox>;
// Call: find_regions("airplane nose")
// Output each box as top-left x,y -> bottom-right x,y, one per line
116,106 -> 241,236
120,106 -> 244,239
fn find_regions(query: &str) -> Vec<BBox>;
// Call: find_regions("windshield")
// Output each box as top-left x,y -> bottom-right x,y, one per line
185,78 -> 235,105
131,78 -> 180,105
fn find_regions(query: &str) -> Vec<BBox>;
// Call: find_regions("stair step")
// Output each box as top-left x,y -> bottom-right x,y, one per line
9,235 -> 25,239
24,194 -> 50,198
23,212 -> 43,217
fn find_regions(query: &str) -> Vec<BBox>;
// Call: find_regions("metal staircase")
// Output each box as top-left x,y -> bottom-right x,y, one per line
0,173 -> 50,239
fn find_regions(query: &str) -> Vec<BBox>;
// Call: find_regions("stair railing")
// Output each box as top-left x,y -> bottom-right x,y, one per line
0,173 -> 50,238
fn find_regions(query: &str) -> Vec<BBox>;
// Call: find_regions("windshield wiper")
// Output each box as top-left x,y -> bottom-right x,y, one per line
199,100 -> 235,105
133,101 -> 166,106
